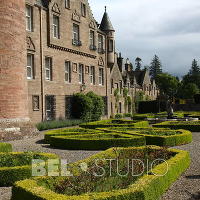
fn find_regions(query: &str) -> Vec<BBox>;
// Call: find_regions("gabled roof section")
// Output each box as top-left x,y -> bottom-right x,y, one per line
99,7 -> 115,32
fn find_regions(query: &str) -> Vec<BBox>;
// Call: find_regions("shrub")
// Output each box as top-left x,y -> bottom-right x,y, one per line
12,146 -> 190,200
71,93 -> 93,121
123,113 -> 132,118
44,128 -> 101,143
36,119 -> 84,131
153,121 -> 200,132
80,119 -> 149,129
49,133 -> 145,150
0,143 -> 12,152
86,92 -> 104,121
194,94 -> 200,104
115,114 -> 123,119
0,152 -> 57,186
99,128 -> 192,147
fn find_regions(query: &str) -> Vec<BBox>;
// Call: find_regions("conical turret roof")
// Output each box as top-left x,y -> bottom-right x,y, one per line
99,7 -> 115,32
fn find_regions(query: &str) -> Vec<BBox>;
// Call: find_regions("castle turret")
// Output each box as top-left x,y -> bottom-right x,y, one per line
100,7 -> 115,67
0,0 -> 29,122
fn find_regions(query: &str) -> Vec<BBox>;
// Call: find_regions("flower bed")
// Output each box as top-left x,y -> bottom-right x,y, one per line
0,142 -> 12,152
12,146 -> 190,200
0,152 -> 57,186
98,127 -> 192,147
49,132 -> 145,150
80,119 -> 149,129
153,121 -> 200,132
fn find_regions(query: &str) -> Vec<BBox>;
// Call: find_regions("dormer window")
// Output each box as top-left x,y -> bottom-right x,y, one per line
81,3 -> 86,17
65,0 -> 70,9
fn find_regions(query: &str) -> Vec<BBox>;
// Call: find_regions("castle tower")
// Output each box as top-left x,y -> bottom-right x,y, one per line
0,1 -> 29,123
100,7 -> 115,67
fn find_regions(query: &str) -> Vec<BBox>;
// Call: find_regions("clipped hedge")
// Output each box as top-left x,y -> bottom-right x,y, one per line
49,132 -> 145,150
12,146 -> 190,200
36,119 -> 84,131
80,119 -> 149,129
44,128 -> 101,143
0,152 -> 57,186
153,121 -> 200,132
99,128 -> 192,147
0,143 -> 12,152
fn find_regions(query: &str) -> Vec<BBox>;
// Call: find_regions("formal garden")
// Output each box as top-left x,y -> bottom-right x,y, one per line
1,91 -> 200,199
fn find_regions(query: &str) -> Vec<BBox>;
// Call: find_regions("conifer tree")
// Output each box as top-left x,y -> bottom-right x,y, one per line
149,55 -> 162,79
135,57 -> 142,71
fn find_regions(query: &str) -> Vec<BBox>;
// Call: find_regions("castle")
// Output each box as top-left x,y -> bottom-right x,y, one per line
0,0 -> 158,129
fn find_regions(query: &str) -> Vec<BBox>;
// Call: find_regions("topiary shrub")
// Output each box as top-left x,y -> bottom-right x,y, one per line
115,114 -> 123,119
86,92 -> 104,121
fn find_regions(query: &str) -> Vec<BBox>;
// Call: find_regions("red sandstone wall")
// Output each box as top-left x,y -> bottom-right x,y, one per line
0,0 -> 29,120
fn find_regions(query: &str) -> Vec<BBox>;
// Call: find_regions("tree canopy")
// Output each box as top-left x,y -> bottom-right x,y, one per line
150,55 -> 162,79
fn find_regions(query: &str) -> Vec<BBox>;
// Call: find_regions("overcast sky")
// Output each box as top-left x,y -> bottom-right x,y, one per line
88,0 -> 200,77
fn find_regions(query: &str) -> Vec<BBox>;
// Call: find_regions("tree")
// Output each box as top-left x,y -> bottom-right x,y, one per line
150,55 -> 162,79
177,83 -> 199,99
135,57 -> 142,71
155,73 -> 179,98
182,59 -> 200,89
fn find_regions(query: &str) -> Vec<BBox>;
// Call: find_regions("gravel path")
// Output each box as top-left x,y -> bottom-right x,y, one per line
0,133 -> 99,200
162,132 -> 200,200
1,132 -> 200,200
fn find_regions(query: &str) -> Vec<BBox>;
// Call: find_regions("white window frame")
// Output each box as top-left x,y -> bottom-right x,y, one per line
98,34 -> 104,50
79,64 -> 84,84
45,57 -> 52,81
73,24 -> 79,41
26,5 -> 33,31
27,54 -> 34,80
53,15 -> 59,39
65,61 -> 71,83
99,68 -> 104,86
90,30 -> 95,46
90,66 -> 95,85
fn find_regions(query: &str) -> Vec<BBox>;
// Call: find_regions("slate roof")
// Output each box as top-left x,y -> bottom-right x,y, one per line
99,9 -> 115,32
35,0 -> 50,8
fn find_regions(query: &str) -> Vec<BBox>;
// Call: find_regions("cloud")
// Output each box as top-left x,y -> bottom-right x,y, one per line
88,0 -> 200,77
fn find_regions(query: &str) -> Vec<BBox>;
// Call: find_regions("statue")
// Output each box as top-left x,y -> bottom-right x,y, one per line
166,98 -> 174,119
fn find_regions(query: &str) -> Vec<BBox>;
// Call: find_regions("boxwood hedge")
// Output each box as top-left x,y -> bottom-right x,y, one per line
0,143 -> 12,152
99,128 -> 192,147
0,152 -> 57,186
49,132 -> 145,150
80,119 -> 149,129
153,121 -> 200,132
44,128 -> 101,143
12,146 -> 190,200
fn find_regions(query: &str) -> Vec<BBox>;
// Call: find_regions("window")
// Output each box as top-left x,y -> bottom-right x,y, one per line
81,3 -> 86,17
26,5 -> 33,31
89,30 -> 96,50
108,39 -> 114,52
90,66 -> 95,85
45,57 -> 53,81
98,35 -> 104,53
65,61 -> 71,83
73,24 -> 81,46
119,81 -> 123,94
53,15 -> 59,38
27,54 -> 34,79
65,0 -> 70,9
45,95 -> 56,121
119,102 -> 122,113
99,68 -> 104,85
32,96 -> 39,111
79,64 -> 84,84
